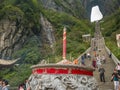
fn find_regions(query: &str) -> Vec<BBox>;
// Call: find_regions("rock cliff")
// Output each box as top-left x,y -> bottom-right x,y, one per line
0,14 -> 55,59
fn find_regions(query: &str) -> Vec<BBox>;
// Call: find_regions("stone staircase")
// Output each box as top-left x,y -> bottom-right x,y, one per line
92,49 -> 115,90
84,21 -> 116,90
84,42 -> 116,90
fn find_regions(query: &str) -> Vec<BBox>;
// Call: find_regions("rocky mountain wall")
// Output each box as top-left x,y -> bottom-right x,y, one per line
0,14 -> 55,59
0,19 -> 29,59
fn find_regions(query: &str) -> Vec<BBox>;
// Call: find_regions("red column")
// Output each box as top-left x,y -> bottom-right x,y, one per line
63,27 -> 66,60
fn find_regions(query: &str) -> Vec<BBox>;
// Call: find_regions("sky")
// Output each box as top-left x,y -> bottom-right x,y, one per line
90,5 -> 103,22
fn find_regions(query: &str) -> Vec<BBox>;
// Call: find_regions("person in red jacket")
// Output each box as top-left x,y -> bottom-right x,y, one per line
92,58 -> 96,68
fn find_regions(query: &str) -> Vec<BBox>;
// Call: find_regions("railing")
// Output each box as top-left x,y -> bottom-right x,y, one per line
77,46 -> 120,66
105,46 -> 120,65
102,38 -> 120,65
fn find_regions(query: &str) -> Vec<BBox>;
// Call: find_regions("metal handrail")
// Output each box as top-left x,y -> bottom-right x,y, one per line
105,46 -> 120,65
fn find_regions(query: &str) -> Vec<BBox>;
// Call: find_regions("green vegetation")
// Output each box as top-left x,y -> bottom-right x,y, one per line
0,64 -> 31,86
0,0 -> 93,87
0,5 -> 24,20
41,8 -> 94,61
0,0 -> 119,88
102,9 -> 120,59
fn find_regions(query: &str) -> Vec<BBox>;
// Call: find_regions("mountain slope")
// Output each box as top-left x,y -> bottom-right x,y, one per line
102,9 -> 120,59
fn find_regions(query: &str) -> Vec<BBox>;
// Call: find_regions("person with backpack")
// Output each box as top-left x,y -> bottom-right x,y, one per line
111,69 -> 120,90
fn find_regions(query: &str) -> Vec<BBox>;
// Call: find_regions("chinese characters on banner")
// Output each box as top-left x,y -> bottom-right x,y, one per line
116,34 -> 120,47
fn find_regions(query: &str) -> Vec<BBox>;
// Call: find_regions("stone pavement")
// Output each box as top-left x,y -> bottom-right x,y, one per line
83,42 -> 116,90
83,21 -> 116,90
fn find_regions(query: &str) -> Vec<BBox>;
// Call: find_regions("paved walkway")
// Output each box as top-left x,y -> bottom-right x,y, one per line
82,21 -> 116,90
82,43 -> 116,90
92,49 -> 115,90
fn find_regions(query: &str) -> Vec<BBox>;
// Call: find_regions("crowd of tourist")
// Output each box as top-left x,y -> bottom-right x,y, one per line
79,49 -> 120,90
0,78 -> 31,90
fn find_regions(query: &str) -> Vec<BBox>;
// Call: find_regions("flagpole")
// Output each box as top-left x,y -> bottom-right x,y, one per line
63,27 -> 66,60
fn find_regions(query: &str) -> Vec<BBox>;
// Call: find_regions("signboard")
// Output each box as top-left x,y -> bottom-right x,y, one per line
116,34 -> 120,47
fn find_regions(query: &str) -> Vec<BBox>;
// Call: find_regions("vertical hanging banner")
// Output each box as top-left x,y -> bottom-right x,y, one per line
116,34 -> 120,47
63,27 -> 66,60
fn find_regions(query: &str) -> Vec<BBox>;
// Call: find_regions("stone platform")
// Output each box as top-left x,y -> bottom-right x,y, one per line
28,64 -> 98,90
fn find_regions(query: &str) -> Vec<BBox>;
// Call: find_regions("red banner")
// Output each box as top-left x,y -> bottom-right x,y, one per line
32,68 -> 93,76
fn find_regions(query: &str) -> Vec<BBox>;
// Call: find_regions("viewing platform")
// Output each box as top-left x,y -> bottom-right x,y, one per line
28,64 -> 98,90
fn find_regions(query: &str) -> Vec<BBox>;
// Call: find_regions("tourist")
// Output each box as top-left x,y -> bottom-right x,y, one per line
109,52 -> 112,58
2,79 -> 9,90
96,57 -> 101,69
0,78 -> 3,90
116,63 -> 120,75
18,83 -> 25,90
87,52 -> 91,60
98,66 -> 105,82
92,58 -> 96,68
73,59 -> 78,65
24,78 -> 30,90
111,69 -> 120,90
84,53 -> 87,59
101,55 -> 106,64
81,55 -> 85,65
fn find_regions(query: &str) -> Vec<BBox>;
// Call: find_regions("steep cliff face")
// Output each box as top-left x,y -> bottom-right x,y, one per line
0,15 -> 56,59
0,19 -> 30,59
0,0 -> 57,59
39,14 -> 56,54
